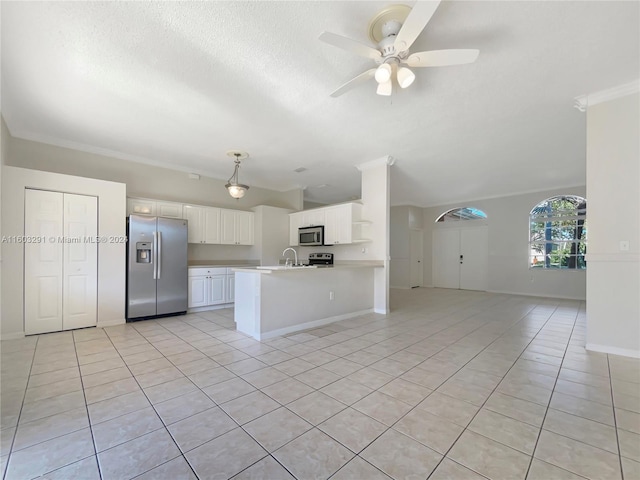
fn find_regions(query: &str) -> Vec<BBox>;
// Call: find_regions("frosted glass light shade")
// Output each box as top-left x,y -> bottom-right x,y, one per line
226,184 -> 248,199
376,80 -> 392,96
375,63 -> 392,84
397,67 -> 415,88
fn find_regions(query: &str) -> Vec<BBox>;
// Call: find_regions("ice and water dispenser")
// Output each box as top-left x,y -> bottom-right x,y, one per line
136,242 -> 152,263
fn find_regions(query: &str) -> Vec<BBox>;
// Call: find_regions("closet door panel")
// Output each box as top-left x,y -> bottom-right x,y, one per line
24,189 -> 64,335
63,193 -> 98,330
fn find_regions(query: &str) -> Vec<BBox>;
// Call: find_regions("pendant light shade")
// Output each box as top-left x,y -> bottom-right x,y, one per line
374,63 -> 392,84
376,80 -> 392,96
397,67 -> 416,88
225,151 -> 249,199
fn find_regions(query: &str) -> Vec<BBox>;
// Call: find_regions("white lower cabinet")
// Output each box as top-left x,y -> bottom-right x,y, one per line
226,272 -> 235,302
188,267 -> 235,308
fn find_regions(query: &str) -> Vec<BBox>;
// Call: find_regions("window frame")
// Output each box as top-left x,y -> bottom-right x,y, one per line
529,195 -> 587,270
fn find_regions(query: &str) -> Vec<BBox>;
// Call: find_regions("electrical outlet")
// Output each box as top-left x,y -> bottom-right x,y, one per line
329,291 -> 334,301
620,240 -> 630,251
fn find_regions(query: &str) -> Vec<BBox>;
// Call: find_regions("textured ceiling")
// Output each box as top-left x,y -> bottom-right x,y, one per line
2,1 -> 638,206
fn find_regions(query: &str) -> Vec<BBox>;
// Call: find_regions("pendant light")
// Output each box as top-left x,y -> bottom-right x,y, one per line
225,151 -> 249,199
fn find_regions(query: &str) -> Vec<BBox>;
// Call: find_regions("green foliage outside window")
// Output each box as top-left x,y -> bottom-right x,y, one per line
529,196 -> 587,269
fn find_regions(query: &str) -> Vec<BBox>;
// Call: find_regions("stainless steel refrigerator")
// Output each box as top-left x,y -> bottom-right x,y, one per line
126,215 -> 188,321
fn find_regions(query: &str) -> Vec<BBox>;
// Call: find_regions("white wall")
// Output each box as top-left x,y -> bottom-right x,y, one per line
586,92 -> 639,357
250,205 -> 292,266
423,186 -> 587,299
6,135 -> 303,210
1,166 -> 126,338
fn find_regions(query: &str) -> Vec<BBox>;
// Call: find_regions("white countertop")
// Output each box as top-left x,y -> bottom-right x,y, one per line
233,262 -> 384,273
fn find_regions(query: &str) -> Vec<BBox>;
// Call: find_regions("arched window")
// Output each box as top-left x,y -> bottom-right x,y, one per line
529,195 -> 587,269
436,207 -> 487,222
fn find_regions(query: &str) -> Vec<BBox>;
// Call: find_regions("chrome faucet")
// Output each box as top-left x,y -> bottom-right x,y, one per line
282,247 -> 298,267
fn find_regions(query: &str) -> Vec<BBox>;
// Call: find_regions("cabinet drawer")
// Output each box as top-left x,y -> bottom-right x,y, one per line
189,267 -> 227,276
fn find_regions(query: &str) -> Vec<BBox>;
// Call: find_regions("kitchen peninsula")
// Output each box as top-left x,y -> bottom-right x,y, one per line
233,263 -> 383,340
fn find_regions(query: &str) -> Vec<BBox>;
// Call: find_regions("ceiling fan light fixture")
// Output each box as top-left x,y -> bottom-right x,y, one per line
397,66 -> 416,88
225,151 -> 250,199
374,63 -> 392,84
376,80 -> 392,96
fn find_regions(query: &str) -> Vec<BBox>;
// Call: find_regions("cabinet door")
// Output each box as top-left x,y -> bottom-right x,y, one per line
127,198 -> 156,216
183,205 -> 204,243
220,210 -> 237,245
188,275 -> 208,308
236,212 -> 254,245
63,193 -> 98,330
289,213 -> 302,246
24,190 -> 64,335
226,274 -> 235,303
304,209 -> 326,227
204,207 -> 221,244
208,275 -> 226,304
325,205 -> 352,244
156,202 -> 183,219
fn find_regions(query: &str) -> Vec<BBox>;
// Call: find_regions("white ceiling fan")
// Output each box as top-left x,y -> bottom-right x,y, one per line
320,1 -> 479,97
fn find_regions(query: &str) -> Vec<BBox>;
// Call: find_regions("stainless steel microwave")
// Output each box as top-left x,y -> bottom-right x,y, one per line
299,225 -> 324,246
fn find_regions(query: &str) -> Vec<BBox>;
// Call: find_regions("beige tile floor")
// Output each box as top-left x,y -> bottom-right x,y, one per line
1,288 -> 639,479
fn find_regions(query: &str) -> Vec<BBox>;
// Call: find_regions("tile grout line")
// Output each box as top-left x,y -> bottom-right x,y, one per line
98,324 -> 197,479
71,331 -> 105,480
522,305 -> 580,479
2,335 -> 39,480
418,301 -> 567,479
608,355 -> 625,480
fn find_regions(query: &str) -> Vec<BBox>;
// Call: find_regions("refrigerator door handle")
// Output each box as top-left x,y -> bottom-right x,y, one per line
157,231 -> 162,279
152,231 -> 158,280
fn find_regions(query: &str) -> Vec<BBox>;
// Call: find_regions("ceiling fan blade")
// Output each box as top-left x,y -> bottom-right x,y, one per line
329,68 -> 377,97
394,0 -> 442,52
406,49 -> 479,67
319,31 -> 381,60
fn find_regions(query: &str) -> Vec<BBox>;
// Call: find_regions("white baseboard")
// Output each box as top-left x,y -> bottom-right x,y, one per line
256,309 -> 374,341
374,308 -> 389,314
488,289 -> 586,301
98,319 -> 126,328
0,331 -> 25,340
586,343 -> 640,359
188,303 -> 233,314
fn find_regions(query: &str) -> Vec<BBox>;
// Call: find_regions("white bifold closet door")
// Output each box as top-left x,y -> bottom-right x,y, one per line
24,189 -> 98,335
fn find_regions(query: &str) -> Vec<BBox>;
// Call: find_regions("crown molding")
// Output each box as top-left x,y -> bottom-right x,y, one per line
574,79 -> 640,112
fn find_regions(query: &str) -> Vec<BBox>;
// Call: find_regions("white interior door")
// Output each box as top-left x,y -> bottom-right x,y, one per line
460,226 -> 488,291
24,189 -> 64,335
410,230 -> 424,288
63,193 -> 98,330
433,229 -> 461,289
433,226 -> 488,291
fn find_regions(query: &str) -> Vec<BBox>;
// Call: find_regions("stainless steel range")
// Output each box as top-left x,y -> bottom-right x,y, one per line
307,252 -> 334,267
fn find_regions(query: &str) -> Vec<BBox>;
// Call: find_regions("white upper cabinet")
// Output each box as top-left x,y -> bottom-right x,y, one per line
221,209 -> 254,245
301,209 -> 326,228
324,204 -> 354,245
183,205 -> 221,244
156,201 -> 183,218
127,197 -> 183,218
127,198 -> 156,216
130,197 -> 253,246
291,202 -> 370,246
